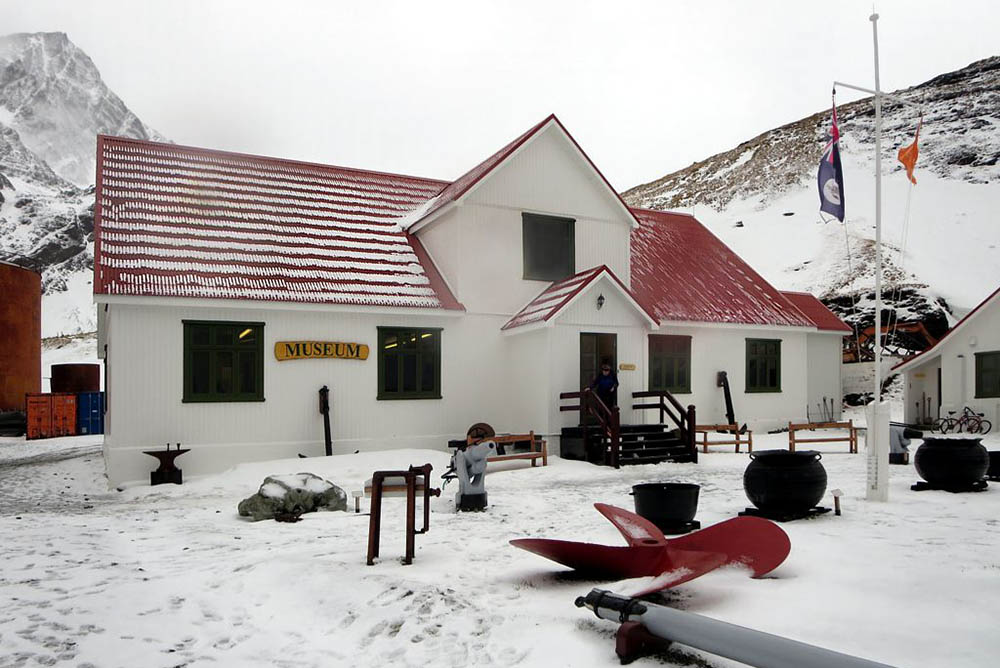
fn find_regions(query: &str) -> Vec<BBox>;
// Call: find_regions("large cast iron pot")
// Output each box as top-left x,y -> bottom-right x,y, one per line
744,450 -> 827,516
631,482 -> 699,531
914,436 -> 989,490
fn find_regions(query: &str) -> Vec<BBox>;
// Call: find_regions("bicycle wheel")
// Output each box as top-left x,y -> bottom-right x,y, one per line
980,419 -> 992,436
965,417 -> 982,434
936,417 -> 956,434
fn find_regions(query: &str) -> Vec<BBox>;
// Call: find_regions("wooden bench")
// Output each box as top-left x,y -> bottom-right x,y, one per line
695,423 -> 753,453
486,431 -> 548,467
788,421 -> 858,453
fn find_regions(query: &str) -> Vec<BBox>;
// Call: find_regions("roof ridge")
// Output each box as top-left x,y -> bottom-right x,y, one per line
99,135 -> 452,188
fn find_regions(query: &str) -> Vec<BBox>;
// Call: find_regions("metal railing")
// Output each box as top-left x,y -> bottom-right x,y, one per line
631,390 -> 697,461
559,388 -> 622,468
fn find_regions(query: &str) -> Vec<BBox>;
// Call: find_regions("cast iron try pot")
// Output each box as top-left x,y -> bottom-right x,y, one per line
630,483 -> 699,531
744,450 -> 827,516
914,437 -> 989,490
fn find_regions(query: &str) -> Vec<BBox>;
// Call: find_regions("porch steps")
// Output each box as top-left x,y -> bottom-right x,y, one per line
560,424 -> 695,466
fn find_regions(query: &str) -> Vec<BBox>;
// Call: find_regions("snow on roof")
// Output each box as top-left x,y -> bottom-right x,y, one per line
893,284 -> 1000,373
629,208 -> 814,328
501,265 -> 657,332
93,135 -> 461,309
780,291 -> 852,333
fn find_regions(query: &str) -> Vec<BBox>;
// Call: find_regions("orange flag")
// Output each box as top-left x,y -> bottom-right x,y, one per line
897,119 -> 921,184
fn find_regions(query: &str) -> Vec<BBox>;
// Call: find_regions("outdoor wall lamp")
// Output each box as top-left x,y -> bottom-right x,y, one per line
597,294 -> 605,310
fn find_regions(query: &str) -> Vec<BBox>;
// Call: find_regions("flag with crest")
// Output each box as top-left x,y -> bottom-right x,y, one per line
817,104 -> 845,221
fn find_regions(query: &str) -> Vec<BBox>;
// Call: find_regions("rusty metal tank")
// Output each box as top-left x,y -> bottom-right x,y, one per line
0,261 -> 41,411
50,364 -> 101,393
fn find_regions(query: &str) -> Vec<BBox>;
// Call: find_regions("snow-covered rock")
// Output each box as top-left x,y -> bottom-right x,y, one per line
238,473 -> 348,521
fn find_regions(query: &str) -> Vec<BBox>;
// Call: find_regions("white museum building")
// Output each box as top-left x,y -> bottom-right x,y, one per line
94,115 -> 850,485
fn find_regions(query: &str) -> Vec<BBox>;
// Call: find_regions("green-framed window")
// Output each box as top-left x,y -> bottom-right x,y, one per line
975,351 -> 1000,398
183,321 -> 264,403
746,338 -> 781,393
649,334 -> 691,394
377,327 -> 442,400
522,212 -> 575,281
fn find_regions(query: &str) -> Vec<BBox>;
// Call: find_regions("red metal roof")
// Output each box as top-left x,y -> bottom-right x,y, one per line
94,135 -> 462,309
893,283 -> 1000,372
780,291 -> 852,333
629,208 -> 814,328
501,265 -> 657,331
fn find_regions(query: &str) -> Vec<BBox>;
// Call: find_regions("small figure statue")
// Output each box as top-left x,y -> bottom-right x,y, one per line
453,429 -> 496,511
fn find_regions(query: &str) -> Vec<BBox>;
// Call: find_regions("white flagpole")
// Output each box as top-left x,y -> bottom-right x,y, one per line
872,12 -> 883,420
835,14 -> 898,501
867,12 -> 890,502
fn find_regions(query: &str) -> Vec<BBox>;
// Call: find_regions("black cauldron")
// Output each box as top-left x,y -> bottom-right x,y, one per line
989,451 -> 1000,481
744,450 -> 827,516
914,437 -> 989,490
631,483 -> 700,533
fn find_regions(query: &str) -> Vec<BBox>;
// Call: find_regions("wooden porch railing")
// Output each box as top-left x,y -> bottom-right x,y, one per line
632,390 -> 698,462
559,388 -> 622,468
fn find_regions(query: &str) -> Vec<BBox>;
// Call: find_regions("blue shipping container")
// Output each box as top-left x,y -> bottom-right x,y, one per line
76,391 -> 104,435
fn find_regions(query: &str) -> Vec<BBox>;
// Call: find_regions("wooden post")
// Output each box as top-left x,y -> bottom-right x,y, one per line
404,474 -> 416,565
366,476 -> 384,565
686,405 -> 697,462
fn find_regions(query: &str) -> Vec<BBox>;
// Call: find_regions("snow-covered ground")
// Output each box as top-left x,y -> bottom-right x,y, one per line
1,430 -> 998,668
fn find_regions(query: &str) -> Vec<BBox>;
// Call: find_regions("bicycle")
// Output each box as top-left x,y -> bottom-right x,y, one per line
936,407 -> 992,435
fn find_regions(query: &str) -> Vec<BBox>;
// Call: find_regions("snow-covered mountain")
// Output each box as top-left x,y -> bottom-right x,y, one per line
0,32 -> 165,336
624,56 -> 1000,354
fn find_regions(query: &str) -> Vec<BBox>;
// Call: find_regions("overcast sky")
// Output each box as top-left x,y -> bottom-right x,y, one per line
3,0 -> 998,189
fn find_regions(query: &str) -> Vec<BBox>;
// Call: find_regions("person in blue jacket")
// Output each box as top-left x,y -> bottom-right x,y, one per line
589,361 -> 619,407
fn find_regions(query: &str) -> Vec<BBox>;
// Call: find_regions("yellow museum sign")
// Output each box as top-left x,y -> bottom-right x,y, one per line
275,341 -> 370,361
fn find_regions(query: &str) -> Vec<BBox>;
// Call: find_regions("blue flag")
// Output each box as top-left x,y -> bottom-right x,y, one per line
818,105 -> 845,222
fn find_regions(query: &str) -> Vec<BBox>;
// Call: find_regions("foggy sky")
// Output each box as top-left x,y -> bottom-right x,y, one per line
2,0 -> 998,190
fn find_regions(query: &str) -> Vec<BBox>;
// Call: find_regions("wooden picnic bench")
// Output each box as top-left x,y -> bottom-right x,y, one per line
487,431 -> 548,467
788,420 -> 858,453
695,423 -> 753,453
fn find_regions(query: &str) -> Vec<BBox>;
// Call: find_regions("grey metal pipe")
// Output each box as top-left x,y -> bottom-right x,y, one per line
576,589 -> 895,668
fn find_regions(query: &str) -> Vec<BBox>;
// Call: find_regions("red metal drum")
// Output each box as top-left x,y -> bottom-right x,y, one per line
0,261 -> 41,411
50,364 -> 101,393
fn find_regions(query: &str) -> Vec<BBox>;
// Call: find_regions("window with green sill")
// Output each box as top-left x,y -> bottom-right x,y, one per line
377,327 -> 441,400
975,351 -> 1000,398
183,321 -> 264,402
746,338 -> 781,393
649,334 -> 691,393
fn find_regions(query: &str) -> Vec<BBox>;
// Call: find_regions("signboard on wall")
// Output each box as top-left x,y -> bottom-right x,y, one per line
275,341 -> 369,361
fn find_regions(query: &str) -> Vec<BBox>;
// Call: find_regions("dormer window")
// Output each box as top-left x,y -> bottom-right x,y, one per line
522,213 -> 575,281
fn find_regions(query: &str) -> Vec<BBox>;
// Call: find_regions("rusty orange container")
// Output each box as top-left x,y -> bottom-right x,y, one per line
51,364 -> 101,393
0,261 -> 41,411
26,393 -> 77,440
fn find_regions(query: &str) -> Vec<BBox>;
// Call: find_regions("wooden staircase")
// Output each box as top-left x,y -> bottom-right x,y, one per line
559,390 -> 698,468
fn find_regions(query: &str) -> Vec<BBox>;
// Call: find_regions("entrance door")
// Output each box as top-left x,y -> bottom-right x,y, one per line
580,332 -> 617,391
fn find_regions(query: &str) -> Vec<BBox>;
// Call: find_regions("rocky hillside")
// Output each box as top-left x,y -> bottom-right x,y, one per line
0,32 -> 165,335
624,56 -> 1000,357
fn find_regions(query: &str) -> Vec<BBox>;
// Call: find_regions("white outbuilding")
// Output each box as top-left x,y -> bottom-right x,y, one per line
894,285 -> 1000,427
94,115 -> 849,485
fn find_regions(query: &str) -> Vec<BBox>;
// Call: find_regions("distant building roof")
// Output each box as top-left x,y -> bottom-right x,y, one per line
629,208 -> 814,328
893,284 -> 1000,373
94,135 -> 461,309
780,291 -> 852,333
